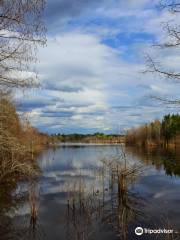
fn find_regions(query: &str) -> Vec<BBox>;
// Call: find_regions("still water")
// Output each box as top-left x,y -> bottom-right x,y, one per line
1,144 -> 180,240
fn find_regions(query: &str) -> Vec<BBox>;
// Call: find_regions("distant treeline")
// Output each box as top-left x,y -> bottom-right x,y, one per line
125,114 -> 180,148
52,132 -> 125,144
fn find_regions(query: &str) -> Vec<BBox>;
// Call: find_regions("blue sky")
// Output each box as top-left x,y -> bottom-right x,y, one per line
16,0 -> 180,134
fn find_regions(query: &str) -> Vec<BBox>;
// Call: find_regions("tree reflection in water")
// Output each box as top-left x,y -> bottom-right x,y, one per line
125,146 -> 180,177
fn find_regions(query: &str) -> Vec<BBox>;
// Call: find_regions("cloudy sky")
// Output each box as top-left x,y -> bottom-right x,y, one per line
16,0 -> 180,134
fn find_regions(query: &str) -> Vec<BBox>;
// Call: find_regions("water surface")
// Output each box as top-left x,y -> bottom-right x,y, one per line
1,145 -> 180,240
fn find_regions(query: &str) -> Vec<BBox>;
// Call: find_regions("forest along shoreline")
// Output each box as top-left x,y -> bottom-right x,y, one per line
0,95 -> 50,191
125,114 -> 180,151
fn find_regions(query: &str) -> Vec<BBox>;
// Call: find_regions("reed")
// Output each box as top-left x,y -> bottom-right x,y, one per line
65,145 -> 144,240
28,182 -> 39,231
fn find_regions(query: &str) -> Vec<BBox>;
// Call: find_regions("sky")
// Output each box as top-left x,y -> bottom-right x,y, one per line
16,0 -> 180,134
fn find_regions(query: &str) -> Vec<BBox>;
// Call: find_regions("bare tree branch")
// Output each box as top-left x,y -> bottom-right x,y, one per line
144,54 -> 180,80
150,95 -> 180,104
153,23 -> 180,48
159,0 -> 180,12
0,0 -> 46,90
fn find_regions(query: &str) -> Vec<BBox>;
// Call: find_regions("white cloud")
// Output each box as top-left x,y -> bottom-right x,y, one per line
15,1 -> 180,133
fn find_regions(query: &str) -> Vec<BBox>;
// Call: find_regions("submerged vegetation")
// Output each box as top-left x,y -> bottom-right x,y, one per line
125,114 -> 180,149
66,147 -> 144,240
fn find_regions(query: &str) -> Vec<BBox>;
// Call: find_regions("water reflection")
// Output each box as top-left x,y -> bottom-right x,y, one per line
0,145 -> 180,240
125,147 -> 180,177
65,150 -> 144,240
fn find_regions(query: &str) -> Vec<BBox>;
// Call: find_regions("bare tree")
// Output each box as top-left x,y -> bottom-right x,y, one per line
0,0 -> 46,90
145,0 -> 180,104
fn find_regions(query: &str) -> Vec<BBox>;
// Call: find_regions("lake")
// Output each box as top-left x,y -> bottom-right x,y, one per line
0,144 -> 180,240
